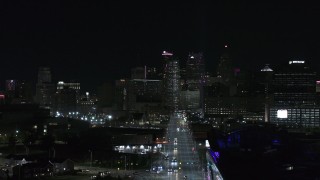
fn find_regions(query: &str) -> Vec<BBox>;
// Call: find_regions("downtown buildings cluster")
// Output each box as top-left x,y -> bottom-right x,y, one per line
1,46 -> 320,129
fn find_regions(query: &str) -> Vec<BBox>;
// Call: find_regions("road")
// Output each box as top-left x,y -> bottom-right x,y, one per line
126,112 -> 205,180
67,112 -> 206,180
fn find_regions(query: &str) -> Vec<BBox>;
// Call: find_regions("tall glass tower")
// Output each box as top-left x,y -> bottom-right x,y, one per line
162,51 -> 180,112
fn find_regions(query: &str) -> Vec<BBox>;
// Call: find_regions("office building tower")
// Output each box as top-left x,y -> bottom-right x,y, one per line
115,79 -> 128,111
260,64 -> 274,122
35,67 -> 55,111
5,80 -> 33,104
162,51 -> 180,112
57,81 -> 81,103
181,52 -> 205,110
216,45 -> 234,86
54,81 -> 80,114
54,87 -> 77,114
127,79 -> 162,112
5,80 -> 17,91
186,52 -> 205,90
97,82 -> 115,108
37,67 -> 51,84
270,60 -> 319,127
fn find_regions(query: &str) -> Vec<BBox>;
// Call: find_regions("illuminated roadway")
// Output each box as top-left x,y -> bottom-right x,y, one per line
128,112 -> 205,180
162,113 -> 204,180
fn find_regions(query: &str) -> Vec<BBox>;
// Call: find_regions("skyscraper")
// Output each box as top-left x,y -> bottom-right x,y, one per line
37,67 -> 51,84
260,64 -> 274,122
186,52 -> 205,90
54,81 -> 81,114
216,45 -> 234,86
270,60 -> 319,127
35,67 -> 55,111
162,51 -> 180,112
5,80 -> 33,104
180,52 -> 205,110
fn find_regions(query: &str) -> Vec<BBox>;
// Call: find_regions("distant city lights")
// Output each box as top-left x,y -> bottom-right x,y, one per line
289,60 -> 305,64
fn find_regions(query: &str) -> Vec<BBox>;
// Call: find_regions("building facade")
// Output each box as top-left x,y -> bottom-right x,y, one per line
270,61 -> 319,127
162,51 -> 180,112
35,67 -> 55,112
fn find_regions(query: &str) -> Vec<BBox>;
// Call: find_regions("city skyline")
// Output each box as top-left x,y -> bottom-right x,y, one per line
1,1 -> 320,91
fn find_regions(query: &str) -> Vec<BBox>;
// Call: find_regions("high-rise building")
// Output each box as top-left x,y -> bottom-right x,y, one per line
162,51 -> 180,112
186,52 -> 205,90
127,79 -> 162,112
5,80 -> 18,104
37,67 -> 51,84
5,80 -> 17,91
180,52 -> 205,110
4,80 -> 33,104
216,45 -> 234,86
270,60 -> 319,127
273,61 -> 316,107
260,64 -> 274,122
53,81 -> 81,114
97,82 -> 115,108
57,81 -> 81,103
54,87 -> 77,115
35,67 -> 55,111
115,79 -> 128,111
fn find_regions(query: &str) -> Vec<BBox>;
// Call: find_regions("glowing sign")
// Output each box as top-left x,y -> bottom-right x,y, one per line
277,109 -> 288,118
289,61 -> 305,64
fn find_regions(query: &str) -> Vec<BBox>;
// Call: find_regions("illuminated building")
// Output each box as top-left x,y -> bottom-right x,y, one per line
5,80 -> 33,104
162,51 -> 180,112
186,52 -> 205,90
57,81 -> 81,103
115,79 -> 128,111
127,79 -> 162,112
270,61 -> 320,127
180,90 -> 200,110
179,53 -> 205,110
57,81 -> 80,91
5,80 -> 18,104
79,92 -> 97,114
260,64 -> 274,122
35,67 -> 55,111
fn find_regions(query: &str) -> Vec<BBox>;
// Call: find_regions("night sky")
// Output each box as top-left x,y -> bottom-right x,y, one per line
1,1 -> 320,92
